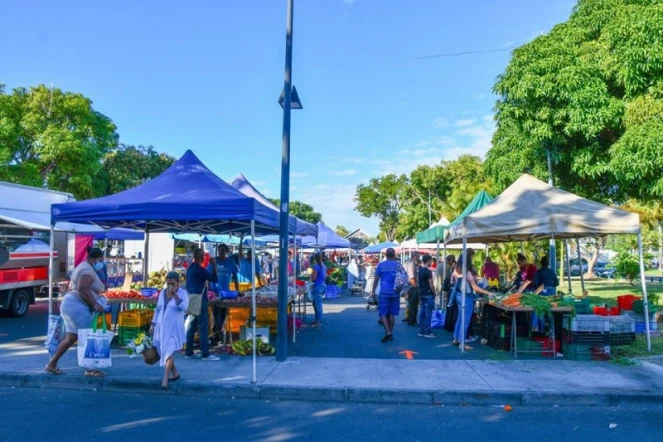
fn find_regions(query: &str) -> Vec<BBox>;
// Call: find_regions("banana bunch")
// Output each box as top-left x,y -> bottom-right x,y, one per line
231,340 -> 275,356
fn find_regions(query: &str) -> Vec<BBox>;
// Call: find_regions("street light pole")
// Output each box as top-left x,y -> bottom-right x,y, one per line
276,0 -> 294,362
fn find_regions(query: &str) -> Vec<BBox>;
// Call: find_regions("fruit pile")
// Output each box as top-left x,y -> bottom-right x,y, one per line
147,269 -> 167,288
217,295 -> 277,304
105,289 -> 143,299
230,339 -> 275,356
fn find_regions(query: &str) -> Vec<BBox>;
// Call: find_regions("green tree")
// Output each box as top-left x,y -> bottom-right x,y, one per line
269,199 -> 322,224
335,225 -> 350,237
0,84 -> 118,198
354,174 -> 407,241
102,144 -> 175,194
486,0 -> 663,202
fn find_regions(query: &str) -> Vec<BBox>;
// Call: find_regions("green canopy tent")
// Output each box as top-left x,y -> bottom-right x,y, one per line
414,190 -> 494,297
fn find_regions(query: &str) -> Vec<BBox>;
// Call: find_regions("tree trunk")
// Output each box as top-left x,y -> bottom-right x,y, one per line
583,241 -> 601,280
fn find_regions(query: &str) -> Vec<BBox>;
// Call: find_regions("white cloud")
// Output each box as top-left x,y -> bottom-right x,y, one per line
432,117 -> 449,129
433,136 -> 456,146
328,169 -> 358,176
412,148 -> 441,157
455,119 -> 476,127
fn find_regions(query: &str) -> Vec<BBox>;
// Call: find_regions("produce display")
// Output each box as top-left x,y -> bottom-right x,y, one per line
228,339 -> 275,356
216,295 -> 278,304
146,269 -> 186,288
104,289 -> 144,299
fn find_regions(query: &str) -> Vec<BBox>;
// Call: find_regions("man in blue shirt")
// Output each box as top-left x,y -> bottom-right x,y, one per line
185,248 -> 219,361
372,248 -> 401,343
208,244 -> 239,335
238,243 -> 263,286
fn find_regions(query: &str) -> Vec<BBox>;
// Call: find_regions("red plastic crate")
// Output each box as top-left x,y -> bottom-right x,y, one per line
617,295 -> 641,311
593,305 -> 620,316
533,337 -> 561,355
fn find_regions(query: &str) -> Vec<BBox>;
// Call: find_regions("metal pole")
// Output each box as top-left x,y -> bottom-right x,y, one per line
251,221 -> 257,382
48,224 -> 55,316
565,240 -> 572,294
575,238 -> 585,295
292,235 -> 297,343
548,149 -> 556,272
637,233 -> 652,352
460,237 -> 467,353
428,188 -> 432,226
276,0 -> 294,362
143,229 -> 150,288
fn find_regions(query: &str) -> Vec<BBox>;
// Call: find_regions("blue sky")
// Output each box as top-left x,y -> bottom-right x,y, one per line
1,0 -> 575,235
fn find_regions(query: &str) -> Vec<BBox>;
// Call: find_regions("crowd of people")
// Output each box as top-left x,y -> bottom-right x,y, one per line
366,248 -> 560,350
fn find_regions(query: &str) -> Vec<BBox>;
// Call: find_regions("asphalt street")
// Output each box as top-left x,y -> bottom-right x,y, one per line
1,387 -> 662,442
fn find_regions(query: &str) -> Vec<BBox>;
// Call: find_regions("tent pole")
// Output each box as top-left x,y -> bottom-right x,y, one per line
143,228 -> 150,288
638,233 -> 652,352
48,224 -> 55,316
460,237 -> 467,353
550,233 -> 556,281
575,238 -> 585,295
251,221 -> 257,383
565,241 -> 572,294
292,234 -> 297,344
442,242 -> 447,308
560,238 -> 565,285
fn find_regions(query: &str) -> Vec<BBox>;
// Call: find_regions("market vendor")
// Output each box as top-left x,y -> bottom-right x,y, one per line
532,256 -> 559,296
514,253 -> 538,294
238,243 -> 263,287
208,244 -> 238,337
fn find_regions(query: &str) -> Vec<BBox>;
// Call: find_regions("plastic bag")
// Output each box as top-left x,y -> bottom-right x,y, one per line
44,314 -> 66,356
77,313 -> 114,369
431,309 -> 446,329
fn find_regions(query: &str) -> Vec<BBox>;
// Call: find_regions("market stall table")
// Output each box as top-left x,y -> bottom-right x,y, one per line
488,301 -> 574,359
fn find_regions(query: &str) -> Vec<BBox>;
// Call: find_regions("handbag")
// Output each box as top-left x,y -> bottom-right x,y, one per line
431,309 -> 446,329
77,313 -> 114,369
44,314 -> 66,356
186,285 -> 207,317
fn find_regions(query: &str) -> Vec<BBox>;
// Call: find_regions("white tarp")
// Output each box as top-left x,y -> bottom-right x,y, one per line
445,174 -> 640,244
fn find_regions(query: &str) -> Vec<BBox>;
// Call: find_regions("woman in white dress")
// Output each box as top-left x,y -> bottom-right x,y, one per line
150,271 -> 189,389
347,258 -> 359,289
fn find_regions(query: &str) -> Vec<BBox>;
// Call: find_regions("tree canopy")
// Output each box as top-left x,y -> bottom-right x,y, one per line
486,0 -> 663,203
354,174 -> 407,241
269,199 -> 322,224
0,84 -> 174,199
335,225 -> 350,237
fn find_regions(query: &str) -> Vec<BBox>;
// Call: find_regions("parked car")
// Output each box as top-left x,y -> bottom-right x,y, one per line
597,267 -> 617,279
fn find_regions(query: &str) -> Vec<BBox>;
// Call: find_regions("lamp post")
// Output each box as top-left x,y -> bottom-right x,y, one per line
276,0 -> 302,362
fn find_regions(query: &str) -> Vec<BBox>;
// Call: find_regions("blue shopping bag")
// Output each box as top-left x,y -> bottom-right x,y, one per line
431,309 -> 446,329
77,313 -> 113,369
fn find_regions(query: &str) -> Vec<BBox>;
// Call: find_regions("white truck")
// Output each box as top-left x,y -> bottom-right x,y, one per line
0,182 -> 75,317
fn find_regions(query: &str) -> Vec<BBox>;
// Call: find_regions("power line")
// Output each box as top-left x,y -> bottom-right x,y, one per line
303,45 -> 515,69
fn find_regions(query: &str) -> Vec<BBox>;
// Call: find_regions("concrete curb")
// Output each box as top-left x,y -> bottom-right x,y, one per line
1,372 -> 662,406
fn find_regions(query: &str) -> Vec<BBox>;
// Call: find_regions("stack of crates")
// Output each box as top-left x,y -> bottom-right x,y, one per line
609,315 -> 636,345
117,309 -> 154,346
227,306 -> 293,334
622,310 -> 659,335
562,315 -> 611,361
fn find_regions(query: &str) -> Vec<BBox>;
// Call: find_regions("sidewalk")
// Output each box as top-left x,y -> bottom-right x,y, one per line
1,344 -> 663,406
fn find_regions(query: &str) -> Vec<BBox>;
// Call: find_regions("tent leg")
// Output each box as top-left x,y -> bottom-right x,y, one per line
460,237 -> 467,354
575,238 -> 585,295
251,221 -> 257,384
638,233 -> 652,352
565,241 -> 572,294
292,235 -> 297,344
143,229 -> 150,288
550,233 -> 556,280
48,224 -> 55,316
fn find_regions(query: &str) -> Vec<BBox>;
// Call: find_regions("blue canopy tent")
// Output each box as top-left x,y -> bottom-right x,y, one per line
50,150 -> 282,382
364,241 -> 399,254
230,174 -> 318,237
91,228 -> 144,241
301,222 -> 350,248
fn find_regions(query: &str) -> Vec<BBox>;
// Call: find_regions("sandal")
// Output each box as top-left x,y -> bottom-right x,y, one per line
381,333 -> 392,343
460,345 -> 473,351
44,366 -> 64,375
168,375 -> 180,382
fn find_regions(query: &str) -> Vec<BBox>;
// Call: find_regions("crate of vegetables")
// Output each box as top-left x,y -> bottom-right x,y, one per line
118,309 -> 154,328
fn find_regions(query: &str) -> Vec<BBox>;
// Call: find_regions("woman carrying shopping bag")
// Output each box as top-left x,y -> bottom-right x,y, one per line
150,271 -> 189,390
45,247 -> 107,376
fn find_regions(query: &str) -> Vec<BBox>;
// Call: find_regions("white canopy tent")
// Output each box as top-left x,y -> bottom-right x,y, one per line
444,174 -> 651,352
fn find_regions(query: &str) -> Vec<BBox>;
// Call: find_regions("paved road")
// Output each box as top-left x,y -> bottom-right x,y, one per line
1,387 -> 661,442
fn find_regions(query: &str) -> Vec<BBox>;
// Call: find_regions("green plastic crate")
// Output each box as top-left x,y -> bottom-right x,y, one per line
117,325 -> 149,346
562,343 -> 610,361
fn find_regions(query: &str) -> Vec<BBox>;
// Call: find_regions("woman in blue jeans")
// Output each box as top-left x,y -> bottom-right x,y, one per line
451,256 -> 494,351
310,253 -> 327,327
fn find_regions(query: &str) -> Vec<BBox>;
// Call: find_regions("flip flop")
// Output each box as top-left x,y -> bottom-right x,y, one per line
44,366 -> 64,375
168,375 -> 180,382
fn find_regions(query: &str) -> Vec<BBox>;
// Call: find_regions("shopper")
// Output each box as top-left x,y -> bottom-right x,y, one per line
151,271 -> 189,389
238,243 -> 263,286
403,252 -> 420,326
373,248 -> 401,342
184,248 -> 219,361
310,253 -> 327,327
418,254 -> 437,338
514,253 -> 538,293
451,252 -> 493,351
481,256 -> 500,287
45,247 -> 107,377
208,244 -> 238,334
443,255 -> 457,333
